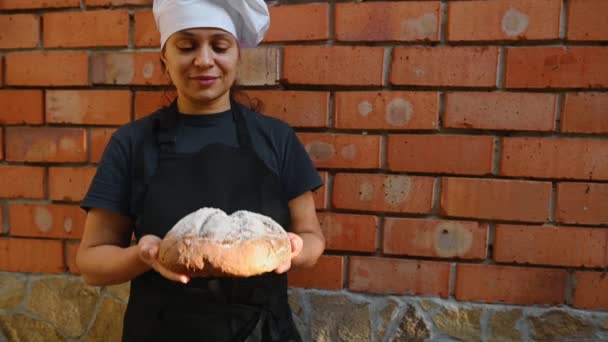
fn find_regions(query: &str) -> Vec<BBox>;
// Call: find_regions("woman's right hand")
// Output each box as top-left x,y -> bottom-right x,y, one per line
138,234 -> 190,284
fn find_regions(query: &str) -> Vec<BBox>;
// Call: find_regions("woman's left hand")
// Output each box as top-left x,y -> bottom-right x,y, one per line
275,233 -> 303,274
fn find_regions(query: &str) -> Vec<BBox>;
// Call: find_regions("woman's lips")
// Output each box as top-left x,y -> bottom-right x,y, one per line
191,76 -> 218,86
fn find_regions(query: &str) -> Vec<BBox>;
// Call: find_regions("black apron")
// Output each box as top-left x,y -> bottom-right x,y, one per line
122,101 -> 301,342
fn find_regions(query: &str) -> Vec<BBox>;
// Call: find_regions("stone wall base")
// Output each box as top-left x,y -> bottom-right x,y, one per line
1,273 -> 607,341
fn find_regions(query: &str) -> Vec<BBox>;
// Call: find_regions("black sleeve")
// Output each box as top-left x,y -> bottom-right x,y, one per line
81,133 -> 133,219
280,126 -> 323,201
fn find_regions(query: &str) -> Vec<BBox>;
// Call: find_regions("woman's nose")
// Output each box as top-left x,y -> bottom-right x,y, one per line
194,47 -> 213,68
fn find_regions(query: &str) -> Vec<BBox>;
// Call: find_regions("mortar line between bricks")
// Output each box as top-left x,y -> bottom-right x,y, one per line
492,136 -> 501,176
448,262 -> 456,298
328,0 -> 335,45
86,127 -> 92,163
342,253 -> 349,290
380,133 -> 387,170
327,91 -> 334,128
548,182 -> 557,223
43,166 -> 50,200
382,47 -> 392,88
565,270 -> 574,306
37,13 -> 44,49
130,89 -> 136,122
496,47 -> 506,89
560,0 -> 568,40
277,46 -> 284,83
376,215 -> 384,254
128,10 -> 135,50
487,223 -> 495,261
555,93 -> 565,133
432,176 -> 442,215
438,91 -> 445,129
1,200 -> 8,234
439,0 -> 447,44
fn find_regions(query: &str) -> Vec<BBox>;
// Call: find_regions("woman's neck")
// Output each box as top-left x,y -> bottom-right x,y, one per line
177,93 -> 231,115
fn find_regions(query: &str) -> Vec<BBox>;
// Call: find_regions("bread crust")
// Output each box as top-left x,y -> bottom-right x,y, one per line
158,208 -> 291,277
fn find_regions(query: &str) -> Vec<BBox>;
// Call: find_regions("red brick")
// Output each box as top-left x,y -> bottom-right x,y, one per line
561,93 -> 608,134
383,218 -> 487,259
0,207 -> 3,233
49,167 -> 97,202
0,90 -> 44,125
243,91 -> 329,128
66,242 -> 80,275
313,172 -> 328,210
135,91 -> 174,119
573,271 -> 608,310
0,166 -> 45,199
0,238 -> 64,273
317,213 -> 377,252
387,135 -> 494,175
501,137 -> 608,180
283,46 -> 385,86
236,48 -> 279,86
9,204 -> 85,239
265,4 -> 329,42
448,0 -> 561,41
567,0 -> 608,41
5,127 -> 87,163
298,133 -> 381,169
6,52 -> 88,86
391,47 -> 498,87
134,10 -> 158,47
46,90 -> 131,125
288,255 -> 343,290
91,52 -> 168,86
456,264 -> 567,305
44,10 -> 129,48
0,15 -> 39,49
335,1 -> 440,42
0,0 -> 79,9
505,47 -> 608,88
495,224 -> 607,267
441,177 -> 551,222
444,92 -> 556,131
349,256 -> 450,296
334,91 -> 438,130
333,173 -> 435,214
86,0 -> 151,6
555,183 -> 608,226
0,129 -> 3,160
90,128 -> 117,163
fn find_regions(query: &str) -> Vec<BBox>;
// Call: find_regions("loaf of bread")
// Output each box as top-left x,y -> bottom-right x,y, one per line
158,208 -> 292,277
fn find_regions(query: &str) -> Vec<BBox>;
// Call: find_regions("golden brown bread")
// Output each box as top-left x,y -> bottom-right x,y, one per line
158,208 -> 291,277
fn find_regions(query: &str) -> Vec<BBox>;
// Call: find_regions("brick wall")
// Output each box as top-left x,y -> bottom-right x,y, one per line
1,0 -> 607,313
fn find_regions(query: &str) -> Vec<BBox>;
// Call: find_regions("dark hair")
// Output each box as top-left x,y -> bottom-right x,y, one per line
159,50 -> 263,113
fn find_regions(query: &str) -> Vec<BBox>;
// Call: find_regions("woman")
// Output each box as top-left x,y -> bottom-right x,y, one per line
76,0 -> 325,340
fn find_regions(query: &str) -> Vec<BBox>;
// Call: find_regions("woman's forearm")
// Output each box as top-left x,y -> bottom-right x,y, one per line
77,244 -> 151,286
292,232 -> 325,269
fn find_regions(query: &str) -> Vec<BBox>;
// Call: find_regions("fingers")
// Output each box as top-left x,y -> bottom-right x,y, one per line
274,260 -> 291,274
288,233 -> 304,257
138,236 -> 190,284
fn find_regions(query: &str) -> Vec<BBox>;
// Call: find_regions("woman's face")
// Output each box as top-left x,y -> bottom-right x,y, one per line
162,28 -> 239,112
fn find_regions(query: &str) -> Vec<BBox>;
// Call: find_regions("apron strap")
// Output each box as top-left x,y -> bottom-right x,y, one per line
231,100 -> 254,151
157,100 -> 179,154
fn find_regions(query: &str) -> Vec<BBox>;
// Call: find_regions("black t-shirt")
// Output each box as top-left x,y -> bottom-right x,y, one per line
81,103 -> 323,220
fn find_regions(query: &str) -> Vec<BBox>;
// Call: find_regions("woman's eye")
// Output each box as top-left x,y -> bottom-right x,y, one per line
213,46 -> 228,53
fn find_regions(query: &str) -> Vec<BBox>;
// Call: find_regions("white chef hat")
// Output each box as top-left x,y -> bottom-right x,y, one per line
153,0 -> 270,49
